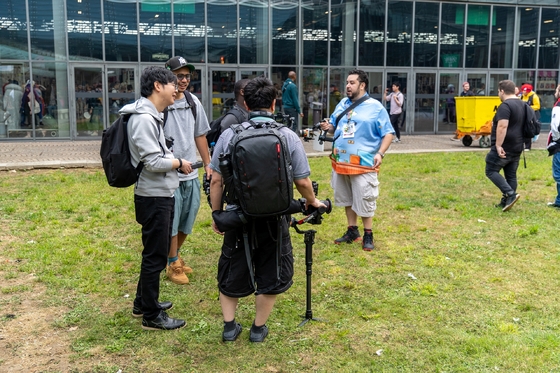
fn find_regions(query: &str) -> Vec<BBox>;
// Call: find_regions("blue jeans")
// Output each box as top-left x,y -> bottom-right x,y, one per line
553,152 -> 560,205
133,195 -> 174,320
485,150 -> 521,197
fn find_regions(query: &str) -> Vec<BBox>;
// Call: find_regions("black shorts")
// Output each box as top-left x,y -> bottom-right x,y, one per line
217,216 -> 294,297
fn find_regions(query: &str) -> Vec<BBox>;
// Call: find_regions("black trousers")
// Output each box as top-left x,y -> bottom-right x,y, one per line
133,195 -> 174,320
390,113 -> 401,140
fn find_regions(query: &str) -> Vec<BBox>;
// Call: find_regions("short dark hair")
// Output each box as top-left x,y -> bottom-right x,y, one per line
498,80 -> 516,95
392,82 -> 401,89
243,77 -> 277,111
234,79 -> 250,101
348,69 -> 368,91
140,66 -> 177,98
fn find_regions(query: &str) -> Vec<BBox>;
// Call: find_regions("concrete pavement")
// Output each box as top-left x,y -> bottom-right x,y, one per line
0,133 -> 549,171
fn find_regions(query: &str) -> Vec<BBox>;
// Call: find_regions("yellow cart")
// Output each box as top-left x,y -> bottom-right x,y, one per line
454,96 -> 501,148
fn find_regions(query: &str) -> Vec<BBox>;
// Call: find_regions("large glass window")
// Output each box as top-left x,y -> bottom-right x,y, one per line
1,63 -> 28,138
414,2 -> 439,67
173,2 -> 205,63
302,68 -> 328,128
67,0 -> 103,60
440,3 -> 464,68
491,7 -> 515,69
104,0 -> 138,61
465,5 -> 490,68
387,1 -> 413,67
359,0 -> 385,66
139,3 -> 172,63
537,71 -> 558,125
517,8 -> 539,69
539,8 -> 559,69
240,4 -> 268,64
302,2 -> 328,65
29,0 -> 66,61
272,5 -> 297,65
0,1 -> 29,60
207,3 -> 237,64
330,0 -> 357,66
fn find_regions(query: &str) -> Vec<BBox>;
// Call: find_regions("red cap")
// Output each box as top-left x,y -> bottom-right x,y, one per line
521,84 -> 533,93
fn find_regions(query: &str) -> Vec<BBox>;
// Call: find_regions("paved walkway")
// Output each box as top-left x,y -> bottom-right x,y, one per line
0,133 -> 549,171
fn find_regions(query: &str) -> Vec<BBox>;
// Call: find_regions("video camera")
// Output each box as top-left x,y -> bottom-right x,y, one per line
274,113 -> 295,129
299,122 -> 322,142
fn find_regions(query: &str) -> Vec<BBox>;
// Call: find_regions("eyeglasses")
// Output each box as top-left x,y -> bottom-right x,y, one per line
167,82 -> 178,90
176,74 -> 191,81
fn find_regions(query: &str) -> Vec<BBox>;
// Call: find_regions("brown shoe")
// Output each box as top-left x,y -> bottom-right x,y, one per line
166,261 -> 189,285
178,255 -> 193,274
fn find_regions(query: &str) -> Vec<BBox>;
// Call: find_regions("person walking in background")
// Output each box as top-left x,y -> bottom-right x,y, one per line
546,84 -> 560,209
122,66 -> 189,330
485,80 -> 524,212
520,83 -> 541,151
281,71 -> 303,132
209,77 -> 324,343
460,82 -> 474,97
163,56 -> 212,285
383,82 -> 403,143
320,69 -> 394,251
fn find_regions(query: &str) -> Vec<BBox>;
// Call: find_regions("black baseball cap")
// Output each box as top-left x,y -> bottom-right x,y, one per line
165,56 -> 195,73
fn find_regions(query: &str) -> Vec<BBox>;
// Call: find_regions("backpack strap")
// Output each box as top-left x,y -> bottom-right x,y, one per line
334,95 -> 370,129
184,91 -> 197,121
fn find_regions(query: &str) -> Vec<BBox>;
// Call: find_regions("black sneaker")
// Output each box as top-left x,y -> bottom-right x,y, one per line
334,227 -> 361,244
362,232 -> 375,251
141,311 -> 185,331
502,193 -> 520,212
495,195 -> 506,208
249,324 -> 269,343
547,202 -> 560,208
132,301 -> 173,318
222,322 -> 242,342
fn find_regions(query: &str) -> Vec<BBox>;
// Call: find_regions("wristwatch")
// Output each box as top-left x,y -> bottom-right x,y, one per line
377,152 -> 385,159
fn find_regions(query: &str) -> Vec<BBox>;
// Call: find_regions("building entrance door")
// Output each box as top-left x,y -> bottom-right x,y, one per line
209,68 -> 266,122
70,65 -> 137,139
386,72 -> 408,133
438,72 -> 460,134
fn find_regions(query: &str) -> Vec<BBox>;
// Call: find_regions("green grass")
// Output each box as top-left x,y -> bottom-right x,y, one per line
1,150 -> 560,372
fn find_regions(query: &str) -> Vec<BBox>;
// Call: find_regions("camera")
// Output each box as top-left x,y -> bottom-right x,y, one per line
299,123 -> 321,142
295,197 -> 332,225
274,113 -> 295,129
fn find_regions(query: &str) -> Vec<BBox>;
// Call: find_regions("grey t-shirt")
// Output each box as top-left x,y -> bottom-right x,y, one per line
210,117 -> 311,181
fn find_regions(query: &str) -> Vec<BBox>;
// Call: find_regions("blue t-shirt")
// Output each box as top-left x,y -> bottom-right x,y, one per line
329,95 -> 394,167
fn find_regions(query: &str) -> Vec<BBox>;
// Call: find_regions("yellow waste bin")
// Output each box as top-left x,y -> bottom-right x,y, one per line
454,96 -> 501,147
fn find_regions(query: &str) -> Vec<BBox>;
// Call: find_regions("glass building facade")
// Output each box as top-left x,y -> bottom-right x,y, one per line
0,0 -> 558,140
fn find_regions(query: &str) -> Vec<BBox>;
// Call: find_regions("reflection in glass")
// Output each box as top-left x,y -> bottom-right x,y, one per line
413,73 -> 435,133
465,5 -> 490,68
539,8 -> 559,69
303,68 -> 328,128
414,2 -> 439,67
104,1 -> 138,61
330,0 -> 356,66
387,1 -> 412,66
537,70 -> 558,126
359,0 -> 385,66
467,73 -> 487,96
140,3 -> 172,63
440,3 -> 464,68
272,7 -> 297,65
517,8 -> 539,69
330,68 -> 350,115
67,0 -> 103,60
75,67 -> 103,137
490,73 -> 509,96
1,63 -> 27,138
0,1 -> 29,60
174,3 -> 205,63
211,70 -> 236,121
240,5 -> 268,64
303,4 -> 328,65
29,0 -> 65,61
490,7 -> 514,69
107,68 -> 136,124
207,4 -> 237,64
367,72 -> 384,103
438,73 -> 459,133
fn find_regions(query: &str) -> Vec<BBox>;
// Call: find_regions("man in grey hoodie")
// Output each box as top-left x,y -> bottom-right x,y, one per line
120,66 -> 192,330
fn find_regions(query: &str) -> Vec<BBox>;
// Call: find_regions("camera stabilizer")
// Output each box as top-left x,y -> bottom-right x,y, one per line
290,181 -> 332,327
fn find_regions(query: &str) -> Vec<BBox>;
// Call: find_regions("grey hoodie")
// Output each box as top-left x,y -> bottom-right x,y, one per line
119,97 -> 179,197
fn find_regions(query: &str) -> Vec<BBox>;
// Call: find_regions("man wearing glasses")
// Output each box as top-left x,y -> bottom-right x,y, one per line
163,56 -> 211,285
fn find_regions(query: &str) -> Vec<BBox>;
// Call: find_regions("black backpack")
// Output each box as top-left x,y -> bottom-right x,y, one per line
522,103 -> 541,139
207,107 -> 246,154
162,90 -> 197,124
226,120 -> 293,217
100,114 -> 144,188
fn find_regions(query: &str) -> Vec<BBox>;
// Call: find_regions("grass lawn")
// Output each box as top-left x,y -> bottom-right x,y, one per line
1,150 -> 559,372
